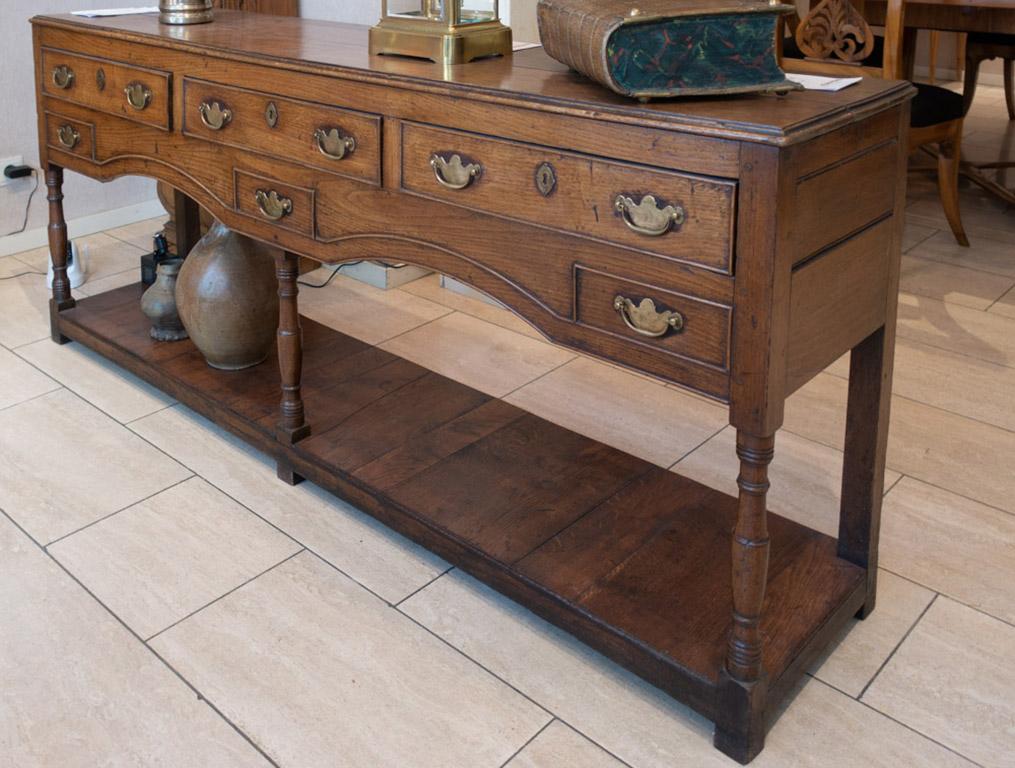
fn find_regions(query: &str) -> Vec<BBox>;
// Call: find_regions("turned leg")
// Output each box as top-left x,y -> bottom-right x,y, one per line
714,431 -> 774,765
839,327 -> 894,619
46,165 -> 76,344
275,251 -> 310,484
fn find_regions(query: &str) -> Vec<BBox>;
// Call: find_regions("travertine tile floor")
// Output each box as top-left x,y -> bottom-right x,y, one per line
0,85 -> 1013,768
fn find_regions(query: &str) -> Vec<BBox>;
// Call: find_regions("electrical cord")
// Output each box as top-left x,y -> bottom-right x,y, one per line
1,169 -> 40,238
297,260 -> 410,288
0,270 -> 47,281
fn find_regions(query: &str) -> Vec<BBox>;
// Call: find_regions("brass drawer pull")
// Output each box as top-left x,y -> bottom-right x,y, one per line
614,195 -> 686,237
57,125 -> 80,150
199,101 -> 232,131
430,153 -> 482,190
613,295 -> 684,338
124,82 -> 153,111
255,189 -> 293,221
315,128 -> 356,161
52,65 -> 75,90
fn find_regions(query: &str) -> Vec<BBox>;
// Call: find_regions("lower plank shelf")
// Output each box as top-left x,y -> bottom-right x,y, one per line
59,283 -> 866,727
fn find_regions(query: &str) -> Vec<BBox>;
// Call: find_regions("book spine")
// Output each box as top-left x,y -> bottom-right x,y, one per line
536,1 -> 621,94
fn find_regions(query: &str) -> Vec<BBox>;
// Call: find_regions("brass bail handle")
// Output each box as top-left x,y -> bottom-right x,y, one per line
315,128 -> 356,161
124,82 -> 153,111
255,189 -> 293,221
199,101 -> 233,131
430,153 -> 482,190
57,124 -> 80,150
613,295 -> 684,338
52,65 -> 75,90
614,194 -> 685,237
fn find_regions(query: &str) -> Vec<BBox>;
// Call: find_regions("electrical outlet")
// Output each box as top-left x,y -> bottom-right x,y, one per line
0,155 -> 26,187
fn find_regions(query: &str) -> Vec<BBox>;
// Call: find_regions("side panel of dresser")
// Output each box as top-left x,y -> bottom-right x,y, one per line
34,25 -> 740,401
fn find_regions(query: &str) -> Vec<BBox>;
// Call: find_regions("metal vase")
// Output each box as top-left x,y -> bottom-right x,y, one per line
159,0 -> 214,25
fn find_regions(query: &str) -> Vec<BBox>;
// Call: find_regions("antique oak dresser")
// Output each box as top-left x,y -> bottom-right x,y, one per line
31,11 -> 912,764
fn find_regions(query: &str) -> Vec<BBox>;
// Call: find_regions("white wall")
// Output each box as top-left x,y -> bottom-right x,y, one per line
298,0 -> 377,25
0,2 -> 157,240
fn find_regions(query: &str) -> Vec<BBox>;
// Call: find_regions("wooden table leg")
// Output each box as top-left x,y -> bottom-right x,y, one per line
714,430 -> 774,765
173,189 -> 202,258
275,250 -> 310,485
839,326 -> 894,618
46,165 -> 76,344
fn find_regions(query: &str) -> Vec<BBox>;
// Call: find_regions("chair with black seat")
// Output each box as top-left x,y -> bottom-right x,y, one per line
962,33 -> 1015,120
780,0 -> 969,246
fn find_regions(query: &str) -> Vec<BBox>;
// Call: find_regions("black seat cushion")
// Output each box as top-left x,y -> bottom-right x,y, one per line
966,31 -> 1015,49
911,83 -> 965,128
782,33 -> 885,69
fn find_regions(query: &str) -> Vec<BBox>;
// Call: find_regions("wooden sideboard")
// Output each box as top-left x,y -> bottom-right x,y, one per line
31,11 -> 913,764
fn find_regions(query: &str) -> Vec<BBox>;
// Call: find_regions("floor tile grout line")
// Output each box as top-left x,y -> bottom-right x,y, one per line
44,474 -> 196,548
122,408 -> 442,612
496,717 -> 555,768
817,365 -> 1015,438
362,303 -> 455,347
0,507 -> 283,768
881,473 -> 905,498
499,353 -> 579,401
393,565 -> 456,608
878,565 -> 1015,631
901,227 -> 940,254
124,401 -> 178,425
667,423 -> 731,471
145,547 -> 306,643
11,340 -> 177,421
389,587 -> 644,768
807,675 -> 987,768
983,282 -> 1014,313
904,248 -> 1015,283
774,421 -> 1015,522
125,407 -> 435,611
893,329 -> 1015,374
0,383 -> 64,415
858,593 -> 939,701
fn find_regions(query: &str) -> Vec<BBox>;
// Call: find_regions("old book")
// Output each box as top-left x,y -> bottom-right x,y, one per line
537,0 -> 798,99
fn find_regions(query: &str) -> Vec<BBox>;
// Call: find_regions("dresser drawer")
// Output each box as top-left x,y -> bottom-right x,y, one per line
44,112 -> 95,161
400,122 -> 737,274
234,170 -> 316,237
575,266 -> 731,370
40,48 -> 171,131
184,79 -> 381,184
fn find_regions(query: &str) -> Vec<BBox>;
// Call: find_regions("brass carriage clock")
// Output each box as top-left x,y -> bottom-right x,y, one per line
370,0 -> 512,65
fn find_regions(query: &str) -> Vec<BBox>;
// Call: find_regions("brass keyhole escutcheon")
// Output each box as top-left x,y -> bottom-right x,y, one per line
96,68 -> 106,92
265,101 -> 279,129
535,162 -> 557,197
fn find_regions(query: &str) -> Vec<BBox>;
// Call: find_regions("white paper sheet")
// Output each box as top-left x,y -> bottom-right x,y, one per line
72,7 -> 159,18
785,73 -> 863,92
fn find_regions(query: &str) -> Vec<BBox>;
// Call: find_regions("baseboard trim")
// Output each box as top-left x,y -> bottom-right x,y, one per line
0,198 -> 166,258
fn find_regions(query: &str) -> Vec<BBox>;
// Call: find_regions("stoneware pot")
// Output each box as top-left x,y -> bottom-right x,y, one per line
140,259 -> 188,342
176,221 -> 279,371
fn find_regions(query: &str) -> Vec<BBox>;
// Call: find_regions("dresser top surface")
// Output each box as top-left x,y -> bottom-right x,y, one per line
33,10 -> 912,145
